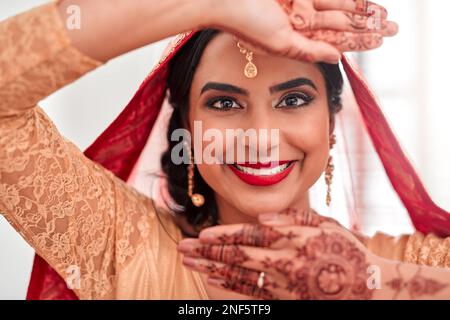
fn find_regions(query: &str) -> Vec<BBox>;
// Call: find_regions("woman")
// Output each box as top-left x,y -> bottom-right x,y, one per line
0,0 -> 449,300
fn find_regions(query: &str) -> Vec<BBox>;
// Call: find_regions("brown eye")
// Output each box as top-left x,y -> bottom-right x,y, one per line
205,97 -> 243,111
276,93 -> 314,109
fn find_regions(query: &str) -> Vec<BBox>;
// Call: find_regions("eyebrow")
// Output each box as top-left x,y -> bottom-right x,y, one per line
200,82 -> 248,96
269,77 -> 317,94
200,77 -> 317,97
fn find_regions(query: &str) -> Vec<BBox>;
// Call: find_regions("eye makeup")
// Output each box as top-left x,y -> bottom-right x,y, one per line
204,96 -> 244,111
274,91 -> 315,109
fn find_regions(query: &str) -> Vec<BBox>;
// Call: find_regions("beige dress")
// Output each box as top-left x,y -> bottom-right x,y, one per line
0,1 -> 449,300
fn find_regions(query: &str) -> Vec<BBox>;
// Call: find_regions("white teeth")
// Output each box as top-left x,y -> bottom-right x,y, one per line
234,163 -> 291,176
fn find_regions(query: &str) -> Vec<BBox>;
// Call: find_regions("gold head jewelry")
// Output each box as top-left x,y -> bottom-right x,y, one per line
325,134 -> 337,206
185,142 -> 205,207
236,41 -> 258,79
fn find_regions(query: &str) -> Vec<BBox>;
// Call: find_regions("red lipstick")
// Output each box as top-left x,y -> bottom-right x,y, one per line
227,161 -> 297,187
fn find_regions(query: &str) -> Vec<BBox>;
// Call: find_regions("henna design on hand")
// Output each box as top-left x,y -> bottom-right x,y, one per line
272,208 -> 339,227
385,263 -> 448,300
344,12 -> 371,31
189,253 -> 279,299
262,232 -> 373,300
194,243 -> 251,265
216,224 -> 289,247
354,0 -> 369,14
202,224 -> 298,247
210,273 -> 277,300
302,29 -> 383,52
194,227 -> 298,264
274,0 -> 393,56
209,263 -> 280,297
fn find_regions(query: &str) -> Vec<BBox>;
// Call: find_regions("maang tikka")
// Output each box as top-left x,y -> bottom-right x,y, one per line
325,134 -> 337,206
184,142 -> 205,207
236,41 -> 258,79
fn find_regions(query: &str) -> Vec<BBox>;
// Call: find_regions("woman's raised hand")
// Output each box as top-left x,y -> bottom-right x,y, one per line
213,0 -> 398,63
177,208 -> 380,300
56,0 -> 397,63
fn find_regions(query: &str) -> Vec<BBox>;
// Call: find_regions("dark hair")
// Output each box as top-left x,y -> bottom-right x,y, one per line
161,29 -> 343,231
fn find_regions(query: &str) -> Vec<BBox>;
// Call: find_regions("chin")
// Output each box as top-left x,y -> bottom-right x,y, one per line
199,158 -> 318,219
230,189 -> 298,217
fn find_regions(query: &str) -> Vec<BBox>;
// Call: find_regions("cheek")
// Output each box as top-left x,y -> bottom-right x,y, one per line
284,103 -> 331,151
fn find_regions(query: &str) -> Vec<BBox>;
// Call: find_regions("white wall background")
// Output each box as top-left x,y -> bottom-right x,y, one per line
1,0 -> 449,299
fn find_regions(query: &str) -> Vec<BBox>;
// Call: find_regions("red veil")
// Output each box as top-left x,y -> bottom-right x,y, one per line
26,30 -> 450,300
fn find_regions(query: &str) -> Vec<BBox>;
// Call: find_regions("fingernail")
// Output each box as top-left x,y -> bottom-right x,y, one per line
199,232 -> 216,242
259,213 -> 279,222
182,256 -> 198,268
177,242 -> 192,253
177,239 -> 197,253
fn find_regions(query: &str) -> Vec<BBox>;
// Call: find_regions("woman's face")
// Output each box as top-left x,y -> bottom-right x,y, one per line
188,33 -> 333,222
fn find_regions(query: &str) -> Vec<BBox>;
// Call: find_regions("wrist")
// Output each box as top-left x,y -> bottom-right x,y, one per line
203,0 -> 245,31
368,255 -> 397,300
193,0 -> 224,29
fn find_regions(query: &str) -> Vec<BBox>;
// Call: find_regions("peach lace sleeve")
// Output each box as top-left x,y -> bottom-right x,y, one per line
403,232 -> 450,268
0,2 -> 159,299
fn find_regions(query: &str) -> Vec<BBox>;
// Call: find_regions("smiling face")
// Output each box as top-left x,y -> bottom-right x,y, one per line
185,32 -> 335,224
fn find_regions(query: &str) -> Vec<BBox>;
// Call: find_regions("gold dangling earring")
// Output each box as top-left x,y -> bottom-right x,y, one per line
325,134 -> 337,207
186,143 -> 205,207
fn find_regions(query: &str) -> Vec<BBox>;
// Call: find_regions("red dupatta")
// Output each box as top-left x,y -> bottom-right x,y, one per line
26,30 -> 450,300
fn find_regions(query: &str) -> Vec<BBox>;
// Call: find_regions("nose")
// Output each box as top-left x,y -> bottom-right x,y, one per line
238,108 -> 281,162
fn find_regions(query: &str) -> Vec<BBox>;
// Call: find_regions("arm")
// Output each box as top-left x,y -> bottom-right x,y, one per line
60,0 -> 400,64
373,255 -> 450,300
55,0 -> 216,62
0,1 -> 209,299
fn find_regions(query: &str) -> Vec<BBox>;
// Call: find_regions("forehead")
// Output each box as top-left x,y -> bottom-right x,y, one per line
190,32 -> 325,98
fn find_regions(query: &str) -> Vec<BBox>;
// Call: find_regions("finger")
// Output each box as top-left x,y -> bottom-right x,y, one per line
197,223 -> 296,247
313,0 -> 387,18
180,240 -> 281,266
258,208 -> 339,227
180,242 -> 295,279
302,29 -> 385,52
184,257 -> 292,300
182,248 -> 322,300
207,274 -> 278,300
366,1 -> 388,19
235,32 -> 341,64
182,256 -> 286,296
195,223 -> 328,250
284,31 -> 342,63
292,10 -> 392,34
382,21 -> 399,37
314,0 -> 367,12
182,256 -> 260,279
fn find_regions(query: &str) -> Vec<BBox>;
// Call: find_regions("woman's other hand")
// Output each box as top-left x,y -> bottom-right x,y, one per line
177,208 -> 381,300
210,0 -> 398,63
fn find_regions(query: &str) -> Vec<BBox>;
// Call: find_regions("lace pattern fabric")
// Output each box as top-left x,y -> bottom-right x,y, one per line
0,0 -> 448,300
0,2 -> 174,299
